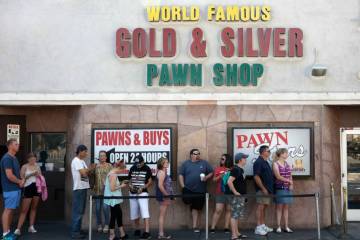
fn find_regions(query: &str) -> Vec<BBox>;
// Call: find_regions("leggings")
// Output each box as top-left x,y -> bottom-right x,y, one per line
109,204 -> 123,228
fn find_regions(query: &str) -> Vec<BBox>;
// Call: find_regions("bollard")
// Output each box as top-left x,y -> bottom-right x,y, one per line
205,193 -> 209,240
342,187 -> 348,234
89,195 -> 93,240
315,192 -> 321,240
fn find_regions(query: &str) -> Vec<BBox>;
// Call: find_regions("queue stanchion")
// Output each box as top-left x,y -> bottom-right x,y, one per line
205,193 -> 209,240
315,192 -> 321,240
342,187 -> 348,234
89,195 -> 93,240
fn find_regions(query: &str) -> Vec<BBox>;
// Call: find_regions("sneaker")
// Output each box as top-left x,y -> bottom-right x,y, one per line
134,230 -> 141,237
158,234 -> 171,239
210,229 -> 215,234
276,227 -> 282,233
97,225 -> 103,232
103,225 -> 109,233
254,226 -> 267,236
193,228 -> 200,233
28,226 -> 37,233
263,225 -> 273,233
2,232 -> 16,240
14,229 -> 21,236
71,234 -> 86,239
224,228 -> 230,234
284,227 -> 293,233
140,232 -> 151,239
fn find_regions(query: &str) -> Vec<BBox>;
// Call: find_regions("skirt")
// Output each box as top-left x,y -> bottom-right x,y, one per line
275,189 -> 293,204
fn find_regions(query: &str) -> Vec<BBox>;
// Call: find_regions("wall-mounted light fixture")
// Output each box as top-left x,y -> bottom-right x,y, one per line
311,48 -> 327,78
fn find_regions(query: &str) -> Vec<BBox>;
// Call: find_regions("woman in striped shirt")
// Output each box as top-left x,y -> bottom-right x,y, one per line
272,148 -> 294,234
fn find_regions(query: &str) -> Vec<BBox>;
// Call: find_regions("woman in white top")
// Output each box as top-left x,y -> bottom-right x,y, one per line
15,153 -> 42,236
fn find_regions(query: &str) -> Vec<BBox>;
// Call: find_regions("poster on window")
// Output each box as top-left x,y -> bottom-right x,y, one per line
7,124 -> 20,142
233,127 -> 312,176
92,128 -> 172,176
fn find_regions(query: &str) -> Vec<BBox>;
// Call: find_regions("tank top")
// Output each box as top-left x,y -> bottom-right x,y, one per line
275,161 -> 292,190
156,170 -> 173,201
103,173 -> 123,207
24,166 -> 39,187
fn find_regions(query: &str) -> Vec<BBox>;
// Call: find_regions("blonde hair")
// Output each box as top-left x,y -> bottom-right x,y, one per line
273,148 -> 288,162
157,157 -> 168,170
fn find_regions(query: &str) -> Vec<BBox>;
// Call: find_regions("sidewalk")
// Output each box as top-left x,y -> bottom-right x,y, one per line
14,222 -> 358,240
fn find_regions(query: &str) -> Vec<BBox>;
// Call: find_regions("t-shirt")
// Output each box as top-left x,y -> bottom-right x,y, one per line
71,157 -> 90,190
253,156 -> 274,193
179,159 -> 214,193
226,166 -> 246,195
214,166 -> 227,195
128,164 -> 152,193
0,153 -> 21,192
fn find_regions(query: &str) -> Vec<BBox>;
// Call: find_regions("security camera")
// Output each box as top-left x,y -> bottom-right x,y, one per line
311,64 -> 327,77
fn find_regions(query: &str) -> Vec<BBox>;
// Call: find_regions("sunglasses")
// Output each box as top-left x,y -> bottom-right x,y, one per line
193,152 -> 200,155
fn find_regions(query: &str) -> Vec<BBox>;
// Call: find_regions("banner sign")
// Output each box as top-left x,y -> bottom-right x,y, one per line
233,127 -> 312,176
116,5 -> 303,87
92,128 -> 172,176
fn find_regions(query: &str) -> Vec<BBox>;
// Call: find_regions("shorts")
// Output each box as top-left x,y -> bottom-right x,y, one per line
129,192 -> 150,220
275,189 -> 293,204
256,191 -> 272,205
182,188 -> 205,210
231,197 -> 246,219
3,190 -> 21,209
215,194 -> 232,204
23,183 -> 40,198
158,199 -> 172,206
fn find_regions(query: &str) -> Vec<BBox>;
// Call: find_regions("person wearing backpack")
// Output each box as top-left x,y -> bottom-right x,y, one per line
227,152 -> 248,240
210,154 -> 233,234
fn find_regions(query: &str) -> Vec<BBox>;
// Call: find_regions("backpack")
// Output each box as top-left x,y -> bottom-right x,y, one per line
221,171 -> 231,193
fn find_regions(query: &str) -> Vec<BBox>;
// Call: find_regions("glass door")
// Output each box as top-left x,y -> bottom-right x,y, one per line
341,129 -> 360,221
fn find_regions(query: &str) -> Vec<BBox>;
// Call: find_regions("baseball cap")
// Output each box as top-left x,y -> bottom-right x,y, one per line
234,152 -> 248,163
134,155 -> 145,163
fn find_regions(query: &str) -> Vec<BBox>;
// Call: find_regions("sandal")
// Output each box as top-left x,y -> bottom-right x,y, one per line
120,233 -> 129,239
238,234 -> 248,238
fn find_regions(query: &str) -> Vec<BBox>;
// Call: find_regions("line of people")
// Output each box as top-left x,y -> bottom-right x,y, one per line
0,139 -> 48,240
70,144 -> 294,240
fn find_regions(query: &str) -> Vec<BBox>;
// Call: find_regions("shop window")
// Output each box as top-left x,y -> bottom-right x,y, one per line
30,133 -> 66,172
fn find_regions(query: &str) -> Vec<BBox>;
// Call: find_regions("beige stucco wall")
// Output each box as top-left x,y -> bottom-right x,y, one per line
64,104 -> 341,229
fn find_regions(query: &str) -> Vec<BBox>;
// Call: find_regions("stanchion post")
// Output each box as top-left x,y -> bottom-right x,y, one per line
89,195 -> 93,240
330,183 -> 334,226
315,192 -> 321,240
342,187 -> 348,234
205,193 -> 209,240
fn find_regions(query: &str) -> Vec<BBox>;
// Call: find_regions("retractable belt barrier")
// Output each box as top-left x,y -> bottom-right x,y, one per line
88,192 -> 321,240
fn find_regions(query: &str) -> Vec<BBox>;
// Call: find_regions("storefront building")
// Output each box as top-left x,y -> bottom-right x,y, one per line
0,0 -> 360,230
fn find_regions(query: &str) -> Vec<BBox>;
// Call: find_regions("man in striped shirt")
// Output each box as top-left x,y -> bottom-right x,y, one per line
128,155 -> 153,240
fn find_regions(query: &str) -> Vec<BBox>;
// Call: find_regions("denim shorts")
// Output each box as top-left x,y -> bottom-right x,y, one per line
215,194 -> 232,204
275,189 -> 293,204
3,190 -> 21,209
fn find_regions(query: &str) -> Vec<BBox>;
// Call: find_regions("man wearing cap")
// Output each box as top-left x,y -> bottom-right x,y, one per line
227,153 -> 248,240
128,155 -> 153,240
71,144 -> 95,239
253,145 -> 274,236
